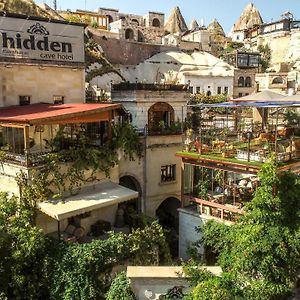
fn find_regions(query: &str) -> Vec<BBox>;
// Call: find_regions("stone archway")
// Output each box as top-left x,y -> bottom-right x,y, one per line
148,102 -> 175,131
152,18 -> 161,28
156,197 -> 180,257
137,30 -> 144,42
106,15 -> 113,23
119,175 -> 142,211
125,28 -> 134,40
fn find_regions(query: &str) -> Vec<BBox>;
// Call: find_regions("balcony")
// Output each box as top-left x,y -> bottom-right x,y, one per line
178,100 -> 300,222
0,103 -> 125,168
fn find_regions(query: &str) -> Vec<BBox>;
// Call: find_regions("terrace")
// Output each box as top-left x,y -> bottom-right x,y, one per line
177,96 -> 300,222
0,102 -> 124,167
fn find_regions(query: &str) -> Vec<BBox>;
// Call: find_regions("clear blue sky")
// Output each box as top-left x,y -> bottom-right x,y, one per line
49,0 -> 300,33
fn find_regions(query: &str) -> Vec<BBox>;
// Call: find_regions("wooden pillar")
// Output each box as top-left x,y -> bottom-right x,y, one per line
24,126 -> 30,166
180,160 -> 185,208
108,111 -> 113,140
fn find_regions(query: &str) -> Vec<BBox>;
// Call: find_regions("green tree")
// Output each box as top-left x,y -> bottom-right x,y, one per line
191,156 -> 300,299
258,44 -> 271,72
106,271 -> 136,300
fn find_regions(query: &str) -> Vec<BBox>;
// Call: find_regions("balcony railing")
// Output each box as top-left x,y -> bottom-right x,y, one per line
112,82 -> 188,92
184,195 -> 244,222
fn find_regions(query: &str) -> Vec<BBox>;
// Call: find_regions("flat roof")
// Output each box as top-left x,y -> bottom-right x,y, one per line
127,266 -> 222,278
38,181 -> 138,221
0,11 -> 86,27
0,103 -> 123,125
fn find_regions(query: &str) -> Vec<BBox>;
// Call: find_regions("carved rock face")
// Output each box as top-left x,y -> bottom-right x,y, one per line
164,6 -> 188,34
233,3 -> 263,31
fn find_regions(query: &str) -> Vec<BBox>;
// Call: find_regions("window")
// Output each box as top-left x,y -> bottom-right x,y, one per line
161,164 -> 176,182
224,87 -> 229,95
245,77 -> 252,87
196,86 -> 201,94
2,127 -> 24,154
19,95 -> 30,106
152,18 -> 161,28
272,77 -> 284,84
238,77 -> 245,87
217,86 -> 222,94
238,93 -> 243,97
148,102 -> 175,131
206,90 -> 211,96
53,95 -> 65,104
188,86 -> 194,94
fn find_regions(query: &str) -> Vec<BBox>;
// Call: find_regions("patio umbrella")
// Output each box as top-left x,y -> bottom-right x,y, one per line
232,90 -> 287,102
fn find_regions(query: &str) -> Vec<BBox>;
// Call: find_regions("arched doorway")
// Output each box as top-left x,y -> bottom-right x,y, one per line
106,15 -> 113,24
152,18 -> 161,27
118,176 -> 142,228
125,28 -> 134,40
156,197 -> 180,257
137,30 -> 144,42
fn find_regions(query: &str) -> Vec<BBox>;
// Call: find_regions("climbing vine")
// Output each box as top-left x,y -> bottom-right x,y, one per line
17,123 -> 143,202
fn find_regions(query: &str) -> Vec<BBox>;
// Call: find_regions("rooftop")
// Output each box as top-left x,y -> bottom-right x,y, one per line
0,103 -> 123,125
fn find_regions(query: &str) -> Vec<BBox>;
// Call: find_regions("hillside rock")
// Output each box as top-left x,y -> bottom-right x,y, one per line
207,18 -> 225,37
0,0 -> 52,18
189,19 -> 199,31
164,6 -> 188,33
233,3 -> 263,31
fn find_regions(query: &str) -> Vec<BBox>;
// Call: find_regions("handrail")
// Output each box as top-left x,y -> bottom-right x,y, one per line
184,195 -> 244,221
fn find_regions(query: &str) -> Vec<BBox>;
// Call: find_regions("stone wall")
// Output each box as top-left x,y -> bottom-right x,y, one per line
91,34 -> 178,66
178,207 -> 204,260
233,69 -> 257,98
0,64 -> 85,107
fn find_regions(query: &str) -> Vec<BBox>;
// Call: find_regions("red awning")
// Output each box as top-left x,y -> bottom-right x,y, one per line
0,103 -> 124,125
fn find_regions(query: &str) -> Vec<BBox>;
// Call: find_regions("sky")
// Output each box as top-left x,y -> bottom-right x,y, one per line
48,0 -> 300,33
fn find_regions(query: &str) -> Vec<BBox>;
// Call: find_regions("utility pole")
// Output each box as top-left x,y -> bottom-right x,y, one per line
53,0 -> 57,10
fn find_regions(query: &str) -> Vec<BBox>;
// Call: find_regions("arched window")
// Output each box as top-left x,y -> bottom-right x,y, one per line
245,76 -> 252,87
148,102 -> 174,130
272,77 -> 284,84
106,15 -> 113,23
152,18 -> 161,28
206,90 -> 212,96
125,28 -> 134,40
131,18 -> 139,26
238,76 -> 245,87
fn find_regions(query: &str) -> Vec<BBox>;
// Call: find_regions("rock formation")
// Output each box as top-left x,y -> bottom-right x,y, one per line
164,6 -> 188,33
233,2 -> 263,31
207,18 -> 225,37
189,19 -> 199,31
0,0 -> 53,18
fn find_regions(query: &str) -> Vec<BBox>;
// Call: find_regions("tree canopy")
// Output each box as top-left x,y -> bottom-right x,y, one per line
187,156 -> 300,299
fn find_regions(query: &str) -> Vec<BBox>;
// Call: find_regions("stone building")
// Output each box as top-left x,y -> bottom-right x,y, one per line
244,16 -> 300,71
0,12 -> 138,238
223,50 -> 260,98
96,7 -> 165,44
229,3 -> 263,43
0,12 -> 85,107
119,51 -> 234,97
112,83 -> 189,220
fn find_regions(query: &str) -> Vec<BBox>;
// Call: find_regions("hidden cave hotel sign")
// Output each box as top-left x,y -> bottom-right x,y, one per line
0,15 -> 84,63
